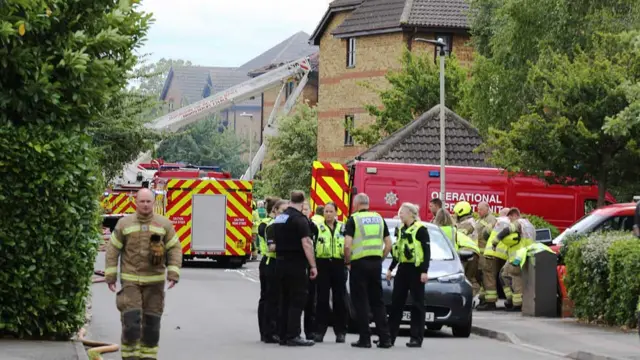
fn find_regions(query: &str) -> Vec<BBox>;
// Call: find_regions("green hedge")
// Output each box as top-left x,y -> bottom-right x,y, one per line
0,125 -> 102,339
564,231 -> 640,327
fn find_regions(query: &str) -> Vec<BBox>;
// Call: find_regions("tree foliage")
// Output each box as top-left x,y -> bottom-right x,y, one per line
256,102 -> 317,199
479,32 -> 640,206
156,116 -> 248,178
351,48 -> 469,146
0,0 -> 150,338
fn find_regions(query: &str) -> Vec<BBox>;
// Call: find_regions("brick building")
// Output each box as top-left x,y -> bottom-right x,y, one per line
309,0 -> 473,163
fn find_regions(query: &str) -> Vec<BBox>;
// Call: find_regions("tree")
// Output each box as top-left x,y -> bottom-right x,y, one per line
352,48 -> 469,146
257,102 -> 317,198
156,116 -> 248,178
480,32 -> 640,206
0,0 -> 150,338
466,0 -> 640,134
135,58 -> 192,97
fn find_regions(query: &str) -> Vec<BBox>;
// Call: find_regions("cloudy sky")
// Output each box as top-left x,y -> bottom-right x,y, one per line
137,0 -> 331,67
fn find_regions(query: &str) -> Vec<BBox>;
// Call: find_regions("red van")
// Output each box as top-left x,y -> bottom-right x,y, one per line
310,161 -> 616,231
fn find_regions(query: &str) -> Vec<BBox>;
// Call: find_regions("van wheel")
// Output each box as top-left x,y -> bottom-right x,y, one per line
427,324 -> 443,331
452,313 -> 472,338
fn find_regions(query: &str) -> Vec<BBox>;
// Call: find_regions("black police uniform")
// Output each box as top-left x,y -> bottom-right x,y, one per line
344,209 -> 392,348
314,220 -> 347,343
387,222 -> 431,347
262,223 -> 280,342
257,220 -> 278,343
273,207 -> 315,346
304,219 -> 319,340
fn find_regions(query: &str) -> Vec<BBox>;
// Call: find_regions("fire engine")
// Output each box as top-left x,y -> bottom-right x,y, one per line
102,56 -> 313,267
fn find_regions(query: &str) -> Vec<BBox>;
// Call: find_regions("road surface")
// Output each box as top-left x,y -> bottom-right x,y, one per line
88,254 -> 562,359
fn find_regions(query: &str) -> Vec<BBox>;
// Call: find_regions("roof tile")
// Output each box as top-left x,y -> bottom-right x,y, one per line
238,31 -> 318,73
331,0 -> 406,36
355,105 -> 489,167
405,0 -> 470,28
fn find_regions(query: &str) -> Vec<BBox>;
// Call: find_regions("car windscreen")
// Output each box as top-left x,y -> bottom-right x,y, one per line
553,213 -> 605,244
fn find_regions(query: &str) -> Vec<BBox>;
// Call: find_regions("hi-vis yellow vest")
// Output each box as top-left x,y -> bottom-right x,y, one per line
512,242 -> 554,268
316,222 -> 344,259
258,217 -> 274,255
394,222 -> 426,267
351,211 -> 384,260
440,226 -> 480,255
485,229 -> 510,260
311,214 -> 324,225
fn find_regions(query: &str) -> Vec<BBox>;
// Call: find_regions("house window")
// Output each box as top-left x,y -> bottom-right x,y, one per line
346,37 -> 356,68
434,33 -> 453,57
285,81 -> 294,99
344,115 -> 354,146
168,101 -> 174,112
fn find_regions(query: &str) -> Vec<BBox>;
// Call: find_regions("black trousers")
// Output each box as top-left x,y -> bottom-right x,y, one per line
262,257 -> 279,338
388,263 -> 426,344
304,275 -> 317,338
258,257 -> 268,339
349,257 -> 391,343
316,258 -> 347,337
276,258 -> 309,341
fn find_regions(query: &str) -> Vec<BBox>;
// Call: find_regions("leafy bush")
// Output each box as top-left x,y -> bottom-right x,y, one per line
0,126 -> 102,338
606,238 -> 640,327
564,231 -> 640,327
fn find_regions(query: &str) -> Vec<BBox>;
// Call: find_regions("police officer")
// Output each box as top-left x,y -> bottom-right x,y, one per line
302,201 -> 319,340
105,189 -> 182,360
386,203 -> 431,348
273,191 -> 318,346
313,202 -> 347,343
344,193 -> 393,348
263,199 -> 289,343
257,196 -> 280,342
311,206 -> 325,225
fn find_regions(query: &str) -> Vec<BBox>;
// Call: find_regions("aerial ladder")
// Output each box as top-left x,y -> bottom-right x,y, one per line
114,56 -> 312,186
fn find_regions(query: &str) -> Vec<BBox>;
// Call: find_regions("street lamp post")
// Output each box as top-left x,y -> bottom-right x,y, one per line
240,112 -> 254,180
415,37 -> 447,201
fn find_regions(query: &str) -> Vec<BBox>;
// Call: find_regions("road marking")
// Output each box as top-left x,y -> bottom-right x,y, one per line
224,269 -> 259,283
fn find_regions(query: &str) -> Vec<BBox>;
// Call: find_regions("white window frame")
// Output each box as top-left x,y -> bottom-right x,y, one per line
347,37 -> 356,68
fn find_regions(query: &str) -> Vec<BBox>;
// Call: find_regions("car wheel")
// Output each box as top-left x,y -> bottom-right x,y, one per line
427,324 -> 443,331
452,313 -> 472,338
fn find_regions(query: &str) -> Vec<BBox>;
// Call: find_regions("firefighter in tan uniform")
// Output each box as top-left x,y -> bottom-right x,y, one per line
473,202 -> 497,305
453,201 -> 477,238
105,189 -> 182,360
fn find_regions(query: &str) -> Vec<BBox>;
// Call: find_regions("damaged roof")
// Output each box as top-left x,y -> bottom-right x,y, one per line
353,105 -> 489,167
310,0 -> 470,44
238,31 -> 318,74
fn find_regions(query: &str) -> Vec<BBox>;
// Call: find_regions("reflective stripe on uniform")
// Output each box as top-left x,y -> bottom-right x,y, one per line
512,293 -> 523,306
167,265 -> 180,275
121,273 -> 165,283
148,225 -> 166,235
123,225 -> 142,235
503,286 -> 513,299
140,345 -> 159,358
484,290 -> 498,301
110,233 -> 123,249
165,235 -> 180,249
105,267 -> 117,276
120,343 -> 140,358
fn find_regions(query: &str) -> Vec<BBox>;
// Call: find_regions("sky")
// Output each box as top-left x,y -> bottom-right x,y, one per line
137,0 -> 332,67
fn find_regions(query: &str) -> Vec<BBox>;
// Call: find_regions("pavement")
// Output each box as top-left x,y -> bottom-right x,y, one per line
3,254 -> 639,360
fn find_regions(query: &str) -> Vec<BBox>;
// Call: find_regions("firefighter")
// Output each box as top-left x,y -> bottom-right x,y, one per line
311,205 -> 325,225
474,202 -> 497,306
301,201 -> 319,340
313,202 -> 347,343
257,196 -> 280,342
262,199 -> 289,343
386,203 -> 431,348
453,201 -> 477,238
477,207 -> 511,311
496,208 -> 536,312
273,191 -> 317,346
105,188 -> 182,360
434,209 -> 481,295
343,193 -> 393,349
251,200 -> 260,261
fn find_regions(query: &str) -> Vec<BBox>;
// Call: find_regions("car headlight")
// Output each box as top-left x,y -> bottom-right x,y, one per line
436,273 -> 466,283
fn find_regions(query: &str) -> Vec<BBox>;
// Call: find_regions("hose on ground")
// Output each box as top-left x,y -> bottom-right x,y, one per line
76,239 -> 119,360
